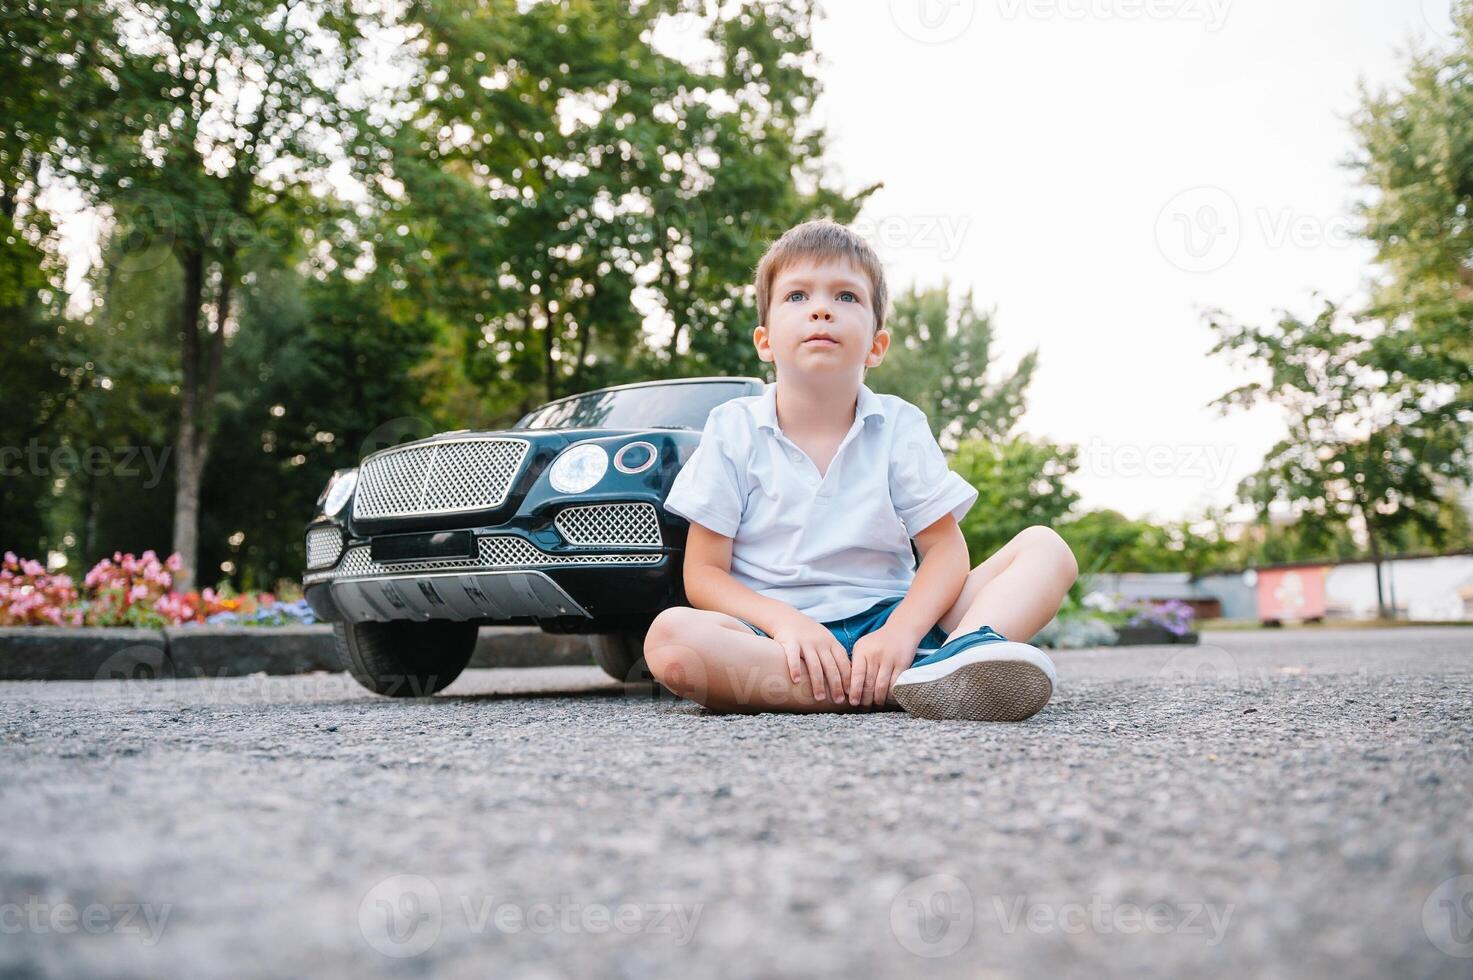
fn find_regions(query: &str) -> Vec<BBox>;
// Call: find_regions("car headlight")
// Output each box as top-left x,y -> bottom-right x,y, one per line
323,469 -> 358,517
548,444 -> 608,494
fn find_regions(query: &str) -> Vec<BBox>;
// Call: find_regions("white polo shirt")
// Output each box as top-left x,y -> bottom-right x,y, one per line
663,381 -> 979,623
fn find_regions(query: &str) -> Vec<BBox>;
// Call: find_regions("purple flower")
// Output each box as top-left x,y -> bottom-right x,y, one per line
1127,599 -> 1195,635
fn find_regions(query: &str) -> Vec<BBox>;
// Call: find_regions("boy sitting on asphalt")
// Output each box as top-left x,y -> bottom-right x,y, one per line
647,219 -> 1078,721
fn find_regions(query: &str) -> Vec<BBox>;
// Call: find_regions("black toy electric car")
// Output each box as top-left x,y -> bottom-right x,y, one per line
302,375 -> 764,696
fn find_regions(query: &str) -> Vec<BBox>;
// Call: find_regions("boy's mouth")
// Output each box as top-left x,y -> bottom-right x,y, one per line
802,332 -> 838,346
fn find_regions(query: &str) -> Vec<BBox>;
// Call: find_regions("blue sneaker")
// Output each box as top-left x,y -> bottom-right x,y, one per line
892,625 -> 1056,722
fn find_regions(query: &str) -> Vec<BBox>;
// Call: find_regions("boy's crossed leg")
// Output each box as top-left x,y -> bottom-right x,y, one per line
934,525 -> 1079,644
642,607 -> 872,714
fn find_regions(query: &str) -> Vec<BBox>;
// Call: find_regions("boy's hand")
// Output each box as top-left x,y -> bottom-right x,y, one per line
849,626 -> 919,708
770,613 -> 851,703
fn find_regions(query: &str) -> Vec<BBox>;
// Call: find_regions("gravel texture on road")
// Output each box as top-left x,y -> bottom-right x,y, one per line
2,626 -> 1471,979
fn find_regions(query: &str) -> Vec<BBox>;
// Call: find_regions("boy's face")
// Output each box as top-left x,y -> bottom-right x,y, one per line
754,256 -> 889,382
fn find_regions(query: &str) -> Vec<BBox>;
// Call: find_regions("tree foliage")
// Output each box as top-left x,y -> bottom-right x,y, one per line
950,437 -> 1078,566
393,0 -> 873,420
1353,0 -> 1473,371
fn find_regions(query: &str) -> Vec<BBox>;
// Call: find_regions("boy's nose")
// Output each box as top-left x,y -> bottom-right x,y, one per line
809,308 -> 833,321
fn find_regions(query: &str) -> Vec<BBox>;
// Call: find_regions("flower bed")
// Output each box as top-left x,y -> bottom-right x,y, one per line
1,551 -> 315,628
1124,598 -> 1196,639
1084,593 -> 1199,645
1031,592 -> 1202,648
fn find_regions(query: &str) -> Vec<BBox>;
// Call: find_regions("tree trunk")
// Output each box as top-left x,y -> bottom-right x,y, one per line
571,312 -> 591,389
82,465 -> 98,568
541,302 -> 557,401
659,245 -> 683,366
171,246 -> 207,593
171,424 -> 205,594
1364,513 -> 1389,620
170,250 -> 229,593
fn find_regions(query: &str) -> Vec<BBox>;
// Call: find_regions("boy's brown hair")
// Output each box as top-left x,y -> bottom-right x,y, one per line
754,218 -> 889,334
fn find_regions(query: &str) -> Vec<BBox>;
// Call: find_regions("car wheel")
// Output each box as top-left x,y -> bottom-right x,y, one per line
334,620 -> 479,697
588,631 -> 651,684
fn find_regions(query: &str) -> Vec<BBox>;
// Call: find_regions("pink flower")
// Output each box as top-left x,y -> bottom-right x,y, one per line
0,553 -> 81,626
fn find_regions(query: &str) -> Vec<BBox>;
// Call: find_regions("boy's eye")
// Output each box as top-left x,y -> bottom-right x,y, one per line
785,290 -> 807,302
838,291 -> 858,303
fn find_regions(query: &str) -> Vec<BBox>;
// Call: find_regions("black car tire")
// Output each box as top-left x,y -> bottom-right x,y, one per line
588,631 -> 650,684
334,619 -> 478,697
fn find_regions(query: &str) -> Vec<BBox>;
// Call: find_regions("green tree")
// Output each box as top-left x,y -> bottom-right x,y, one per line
868,282 -> 1037,451
1,0 -> 117,262
0,0 -> 120,557
951,437 -> 1079,566
396,0 -> 871,422
59,0 -> 385,589
53,240 -> 180,569
1058,508 -> 1236,577
1208,301 -> 1473,616
1353,0 -> 1473,372
1206,2 -> 1473,588
1348,0 -> 1473,568
0,245 -> 76,558
199,251 -> 440,588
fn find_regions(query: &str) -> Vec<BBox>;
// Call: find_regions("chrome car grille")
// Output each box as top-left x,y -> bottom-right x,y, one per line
303,535 -> 662,584
554,502 -> 662,547
305,526 -> 344,569
352,437 -> 531,521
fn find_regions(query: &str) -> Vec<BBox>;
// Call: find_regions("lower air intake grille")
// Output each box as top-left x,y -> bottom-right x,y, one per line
305,526 -> 344,569
554,503 -> 662,547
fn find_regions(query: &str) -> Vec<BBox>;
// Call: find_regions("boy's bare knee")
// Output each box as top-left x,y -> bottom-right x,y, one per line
643,607 -> 706,683
645,606 -> 701,654
1020,525 -> 1078,581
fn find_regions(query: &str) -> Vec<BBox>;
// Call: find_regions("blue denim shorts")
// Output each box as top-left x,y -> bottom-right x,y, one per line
741,595 -> 950,657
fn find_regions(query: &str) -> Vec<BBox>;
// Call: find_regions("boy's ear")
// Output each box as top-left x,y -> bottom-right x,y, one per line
865,326 -> 891,368
753,323 -> 775,363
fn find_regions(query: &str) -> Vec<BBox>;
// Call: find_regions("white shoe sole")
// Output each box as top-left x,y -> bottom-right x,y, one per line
892,642 -> 1056,722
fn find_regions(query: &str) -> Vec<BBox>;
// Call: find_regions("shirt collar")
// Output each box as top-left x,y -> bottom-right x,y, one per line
753,381 -> 886,434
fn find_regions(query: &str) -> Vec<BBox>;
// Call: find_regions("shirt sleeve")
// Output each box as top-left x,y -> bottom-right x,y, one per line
889,404 -> 979,535
663,405 -> 748,538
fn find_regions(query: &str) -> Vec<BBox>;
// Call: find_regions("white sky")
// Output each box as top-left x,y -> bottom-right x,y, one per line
800,0 -> 1458,523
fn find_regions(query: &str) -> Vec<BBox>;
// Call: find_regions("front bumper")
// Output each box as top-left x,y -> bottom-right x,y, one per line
301,527 -> 678,626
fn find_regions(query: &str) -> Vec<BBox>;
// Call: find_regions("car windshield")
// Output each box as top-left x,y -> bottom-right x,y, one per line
514,381 -> 754,431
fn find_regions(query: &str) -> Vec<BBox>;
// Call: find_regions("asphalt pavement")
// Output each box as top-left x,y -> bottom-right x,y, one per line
1,626 -> 1471,979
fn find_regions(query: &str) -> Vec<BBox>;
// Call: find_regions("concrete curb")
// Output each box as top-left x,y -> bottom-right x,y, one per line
0,627 -> 173,682
0,625 -> 597,681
